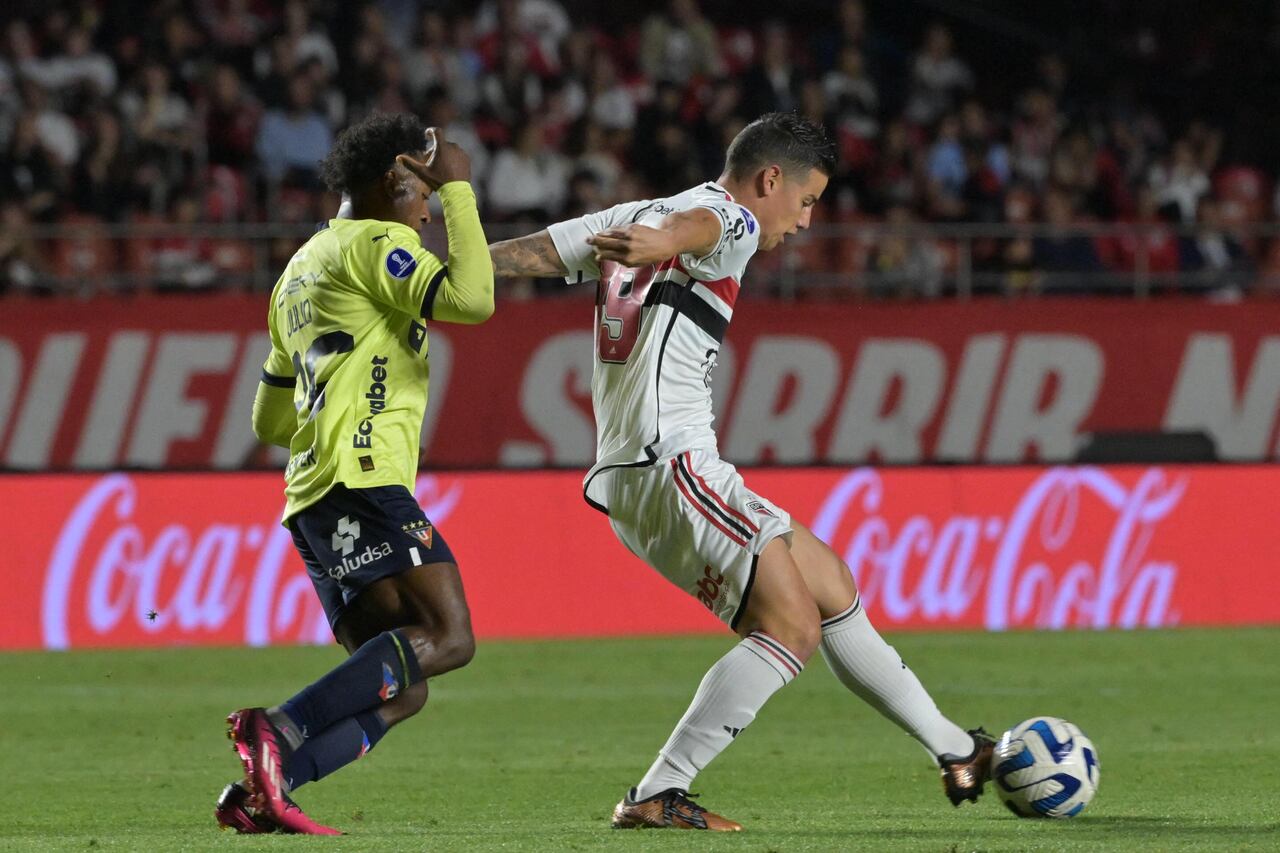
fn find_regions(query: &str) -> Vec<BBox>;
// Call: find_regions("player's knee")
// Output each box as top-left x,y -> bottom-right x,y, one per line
758,612 -> 821,663
433,623 -> 475,673
790,616 -> 822,662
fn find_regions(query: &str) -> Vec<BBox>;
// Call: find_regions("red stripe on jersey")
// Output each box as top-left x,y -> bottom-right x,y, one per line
747,634 -> 800,677
671,460 -> 748,547
656,256 -> 689,276
683,452 -> 759,532
698,276 -> 740,309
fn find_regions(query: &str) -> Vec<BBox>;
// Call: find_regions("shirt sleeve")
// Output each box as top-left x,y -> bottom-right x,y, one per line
261,298 -> 297,385
340,184 -> 493,323
681,200 -> 760,282
547,199 -> 654,284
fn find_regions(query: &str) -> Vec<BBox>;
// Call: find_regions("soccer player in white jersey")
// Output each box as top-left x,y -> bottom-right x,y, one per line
488,112 -> 993,830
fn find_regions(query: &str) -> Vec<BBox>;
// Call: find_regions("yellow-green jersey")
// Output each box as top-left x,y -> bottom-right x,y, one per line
253,181 -> 493,522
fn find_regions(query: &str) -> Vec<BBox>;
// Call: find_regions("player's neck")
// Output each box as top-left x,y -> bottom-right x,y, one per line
346,194 -> 410,228
717,174 -> 757,215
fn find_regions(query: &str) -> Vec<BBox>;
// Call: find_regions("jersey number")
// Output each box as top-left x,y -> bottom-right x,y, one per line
597,262 -> 657,364
291,330 -> 355,414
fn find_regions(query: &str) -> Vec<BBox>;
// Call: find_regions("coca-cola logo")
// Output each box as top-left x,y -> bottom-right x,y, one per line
41,474 -> 462,649
810,467 -> 1187,630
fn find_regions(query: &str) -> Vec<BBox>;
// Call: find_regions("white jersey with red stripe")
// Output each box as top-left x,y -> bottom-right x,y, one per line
546,181 -> 760,512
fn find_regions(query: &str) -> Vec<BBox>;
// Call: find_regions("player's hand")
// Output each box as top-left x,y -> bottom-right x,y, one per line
397,128 -> 471,190
587,225 -> 675,267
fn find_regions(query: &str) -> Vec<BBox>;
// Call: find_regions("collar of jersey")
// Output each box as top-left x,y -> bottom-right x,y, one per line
705,181 -> 734,202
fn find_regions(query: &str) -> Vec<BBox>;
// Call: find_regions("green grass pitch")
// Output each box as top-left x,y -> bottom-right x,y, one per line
3,628 -> 1277,851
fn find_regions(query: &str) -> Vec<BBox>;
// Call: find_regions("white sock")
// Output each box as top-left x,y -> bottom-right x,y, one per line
634,631 -> 802,800
819,597 -> 973,760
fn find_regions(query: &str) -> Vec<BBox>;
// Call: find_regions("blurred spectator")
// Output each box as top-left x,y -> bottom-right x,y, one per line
1,110 -> 61,220
203,63 -> 262,170
1178,197 -> 1252,292
197,0 -> 269,57
1010,88 -> 1059,187
117,62 -> 194,171
640,0 -> 723,86
825,45 -> 879,140
405,10 -> 481,115
1097,185 -> 1179,278
480,36 -> 544,129
634,120 -> 703,197
869,205 -> 946,297
486,118 -> 570,219
476,0 -> 572,73
741,22 -> 799,116
21,26 -> 117,99
72,107 -> 131,220
152,193 -> 218,292
905,23 -> 973,127
255,73 -> 333,188
281,0 -> 339,78
1033,189 -> 1106,291
422,86 -> 491,205
18,80 -> 79,169
586,52 -> 636,132
0,203 -> 43,295
1149,139 -> 1211,224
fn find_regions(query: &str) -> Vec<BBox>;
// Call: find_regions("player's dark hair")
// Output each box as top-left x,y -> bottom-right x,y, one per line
320,113 -> 428,195
724,112 -> 837,181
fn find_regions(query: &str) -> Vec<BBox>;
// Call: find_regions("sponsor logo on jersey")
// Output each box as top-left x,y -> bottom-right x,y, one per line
696,564 -> 725,611
401,520 -> 434,547
353,356 -> 390,449
738,206 -> 756,235
386,248 -> 417,279
359,455 -> 375,472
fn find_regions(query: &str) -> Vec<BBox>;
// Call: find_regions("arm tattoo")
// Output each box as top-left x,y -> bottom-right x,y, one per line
488,230 -> 568,278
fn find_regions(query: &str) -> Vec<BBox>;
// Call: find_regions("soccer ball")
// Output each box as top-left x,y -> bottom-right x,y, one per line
991,717 -> 1100,818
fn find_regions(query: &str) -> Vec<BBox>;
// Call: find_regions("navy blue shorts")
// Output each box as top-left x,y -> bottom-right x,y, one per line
288,483 -> 456,630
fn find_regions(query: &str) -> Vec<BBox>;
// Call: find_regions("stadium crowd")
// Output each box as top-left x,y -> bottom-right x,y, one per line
2,0 -> 1279,296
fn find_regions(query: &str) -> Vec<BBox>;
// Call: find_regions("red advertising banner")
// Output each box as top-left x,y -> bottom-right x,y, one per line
1,465 -> 1277,650
2,295 -> 1280,470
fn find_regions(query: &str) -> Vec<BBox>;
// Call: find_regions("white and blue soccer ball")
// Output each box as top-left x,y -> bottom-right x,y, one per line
991,717 -> 1100,818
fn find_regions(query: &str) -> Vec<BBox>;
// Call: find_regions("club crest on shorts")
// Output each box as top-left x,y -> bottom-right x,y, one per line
746,500 -> 776,517
401,520 -> 434,547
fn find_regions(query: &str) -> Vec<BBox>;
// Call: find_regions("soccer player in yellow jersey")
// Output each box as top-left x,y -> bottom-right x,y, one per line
217,114 -> 493,835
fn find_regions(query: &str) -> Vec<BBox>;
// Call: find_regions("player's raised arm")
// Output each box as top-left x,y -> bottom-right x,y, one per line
396,136 -> 494,325
585,208 -> 722,267
488,230 -> 570,278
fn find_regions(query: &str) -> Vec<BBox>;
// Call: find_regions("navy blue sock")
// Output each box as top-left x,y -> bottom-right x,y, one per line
274,629 -> 421,743
284,711 -> 388,792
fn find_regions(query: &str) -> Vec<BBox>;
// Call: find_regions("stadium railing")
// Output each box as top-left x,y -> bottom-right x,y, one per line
7,221 -> 1280,298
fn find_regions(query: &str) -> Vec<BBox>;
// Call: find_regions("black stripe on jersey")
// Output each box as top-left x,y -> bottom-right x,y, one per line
261,370 -> 296,388
646,282 -> 728,344
421,267 -> 449,319
675,455 -> 754,540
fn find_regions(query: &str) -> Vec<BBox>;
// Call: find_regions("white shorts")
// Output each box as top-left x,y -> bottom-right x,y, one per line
597,449 -> 793,629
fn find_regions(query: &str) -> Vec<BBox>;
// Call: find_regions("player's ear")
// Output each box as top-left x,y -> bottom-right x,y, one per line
384,166 -> 412,199
759,164 -> 782,197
